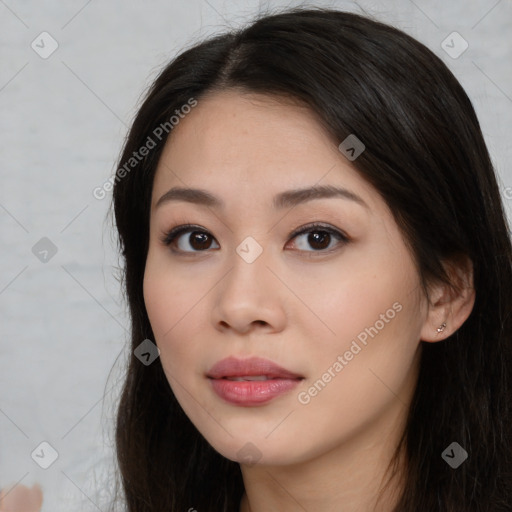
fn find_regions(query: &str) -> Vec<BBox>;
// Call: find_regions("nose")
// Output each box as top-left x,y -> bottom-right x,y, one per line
211,246 -> 287,335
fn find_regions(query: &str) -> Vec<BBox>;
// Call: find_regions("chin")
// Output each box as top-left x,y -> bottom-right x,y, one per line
200,432 -> 307,467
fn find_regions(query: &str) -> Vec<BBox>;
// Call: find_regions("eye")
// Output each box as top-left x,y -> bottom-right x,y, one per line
160,222 -> 349,255
161,224 -> 220,253
286,222 -> 349,254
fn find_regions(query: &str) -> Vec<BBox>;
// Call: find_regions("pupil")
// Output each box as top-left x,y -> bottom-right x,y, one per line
187,231 -> 331,251
191,232 -> 211,250
309,231 -> 330,250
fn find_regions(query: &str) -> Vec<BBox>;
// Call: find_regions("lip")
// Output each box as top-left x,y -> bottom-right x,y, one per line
207,356 -> 304,406
207,356 -> 303,380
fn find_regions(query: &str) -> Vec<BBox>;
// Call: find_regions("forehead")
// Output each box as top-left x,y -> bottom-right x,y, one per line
164,90 -> 336,163
151,89 -> 379,213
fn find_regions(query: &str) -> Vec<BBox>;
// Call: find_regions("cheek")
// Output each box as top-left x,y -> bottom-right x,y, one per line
292,279 -> 422,443
303,250 -> 423,385
143,251 -> 194,337
143,265 -> 209,430
143,261 -> 172,338
311,260 -> 412,339
143,257 -> 207,373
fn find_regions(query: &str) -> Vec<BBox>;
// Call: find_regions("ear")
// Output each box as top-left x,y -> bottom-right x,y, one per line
420,255 -> 475,342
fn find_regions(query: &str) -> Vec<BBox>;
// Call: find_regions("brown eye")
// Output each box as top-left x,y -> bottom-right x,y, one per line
288,223 -> 348,253
162,222 -> 348,255
305,231 -> 332,250
162,226 -> 220,253
185,231 -> 215,251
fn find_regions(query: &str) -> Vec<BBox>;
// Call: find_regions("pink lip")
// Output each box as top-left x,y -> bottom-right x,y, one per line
207,356 -> 304,406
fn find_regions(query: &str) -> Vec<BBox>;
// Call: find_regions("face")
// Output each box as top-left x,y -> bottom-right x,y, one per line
143,90 -> 427,467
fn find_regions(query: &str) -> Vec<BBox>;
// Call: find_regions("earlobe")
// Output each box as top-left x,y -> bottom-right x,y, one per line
435,322 -> 447,334
420,256 -> 475,343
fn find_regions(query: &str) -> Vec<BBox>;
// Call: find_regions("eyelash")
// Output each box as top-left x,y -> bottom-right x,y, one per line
160,222 -> 349,256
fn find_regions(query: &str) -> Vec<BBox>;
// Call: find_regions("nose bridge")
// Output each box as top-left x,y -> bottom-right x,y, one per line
212,234 -> 284,332
236,234 -> 266,265
225,234 -> 271,299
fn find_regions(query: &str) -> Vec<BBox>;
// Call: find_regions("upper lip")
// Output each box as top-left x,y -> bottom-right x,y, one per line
207,356 -> 304,380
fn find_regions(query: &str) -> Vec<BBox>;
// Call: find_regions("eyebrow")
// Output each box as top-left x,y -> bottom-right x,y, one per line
154,184 -> 369,210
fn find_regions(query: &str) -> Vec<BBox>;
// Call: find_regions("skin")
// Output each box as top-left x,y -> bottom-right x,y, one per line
0,484 -> 43,511
143,90 -> 475,512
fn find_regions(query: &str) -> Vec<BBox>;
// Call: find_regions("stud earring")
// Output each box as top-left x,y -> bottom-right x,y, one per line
436,322 -> 447,333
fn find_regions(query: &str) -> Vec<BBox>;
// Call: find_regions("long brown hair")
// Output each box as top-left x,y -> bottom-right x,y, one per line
109,7 -> 512,511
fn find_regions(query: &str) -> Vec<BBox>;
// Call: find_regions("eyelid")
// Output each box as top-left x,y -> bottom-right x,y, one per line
160,221 -> 349,254
160,223 -> 209,247
288,222 -> 349,242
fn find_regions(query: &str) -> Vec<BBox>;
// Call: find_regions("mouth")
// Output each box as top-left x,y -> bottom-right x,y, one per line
207,356 -> 304,381
206,357 -> 304,406
220,375 -> 299,381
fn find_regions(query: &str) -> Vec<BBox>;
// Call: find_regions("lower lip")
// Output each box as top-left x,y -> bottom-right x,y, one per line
209,378 -> 301,406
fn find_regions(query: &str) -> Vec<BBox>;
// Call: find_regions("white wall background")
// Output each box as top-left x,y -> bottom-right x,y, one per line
0,0 -> 510,510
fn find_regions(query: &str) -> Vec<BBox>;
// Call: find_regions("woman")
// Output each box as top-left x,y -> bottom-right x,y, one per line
109,7 -> 512,511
